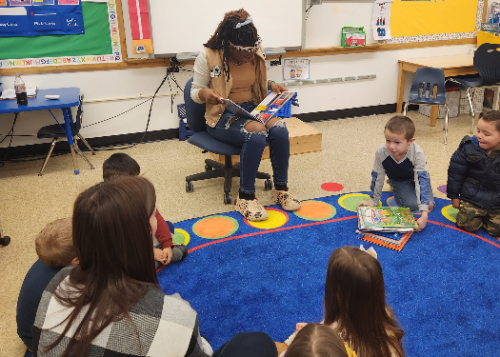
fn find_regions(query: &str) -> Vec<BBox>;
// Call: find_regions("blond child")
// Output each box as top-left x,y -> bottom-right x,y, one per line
447,111 -> 500,238
16,218 -> 78,350
359,115 -> 434,232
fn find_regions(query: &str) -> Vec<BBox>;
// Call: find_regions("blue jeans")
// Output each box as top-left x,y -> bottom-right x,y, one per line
388,178 -> 435,212
207,101 -> 290,195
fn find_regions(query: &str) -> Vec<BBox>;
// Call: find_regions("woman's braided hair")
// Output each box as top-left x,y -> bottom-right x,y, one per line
204,9 -> 259,81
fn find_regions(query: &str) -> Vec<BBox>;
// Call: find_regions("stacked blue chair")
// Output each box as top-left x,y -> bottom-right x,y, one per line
183,78 -> 272,204
403,67 -> 450,144
449,43 -> 500,133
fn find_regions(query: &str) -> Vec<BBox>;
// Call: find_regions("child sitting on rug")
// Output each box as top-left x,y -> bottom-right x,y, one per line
16,218 -> 78,351
281,246 -> 406,357
103,153 -> 187,267
447,110 -> 500,238
282,324 -> 349,357
358,115 -> 434,232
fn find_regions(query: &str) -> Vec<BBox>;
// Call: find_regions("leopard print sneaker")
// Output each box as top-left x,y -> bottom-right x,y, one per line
234,197 -> 269,221
272,189 -> 301,211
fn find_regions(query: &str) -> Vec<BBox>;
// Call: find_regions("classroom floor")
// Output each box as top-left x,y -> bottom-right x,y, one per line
0,110 -> 475,357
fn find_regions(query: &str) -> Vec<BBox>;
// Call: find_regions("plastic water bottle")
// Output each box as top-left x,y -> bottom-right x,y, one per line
14,72 -> 28,106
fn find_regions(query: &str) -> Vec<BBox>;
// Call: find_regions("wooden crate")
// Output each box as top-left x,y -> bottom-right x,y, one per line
210,117 -> 322,164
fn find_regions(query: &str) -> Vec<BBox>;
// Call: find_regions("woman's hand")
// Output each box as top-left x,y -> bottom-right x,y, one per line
199,88 -> 224,105
270,82 -> 288,94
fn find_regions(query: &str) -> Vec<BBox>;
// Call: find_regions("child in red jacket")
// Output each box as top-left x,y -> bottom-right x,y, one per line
103,153 -> 188,267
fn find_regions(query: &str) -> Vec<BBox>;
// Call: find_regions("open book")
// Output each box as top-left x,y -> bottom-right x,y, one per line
357,206 -> 418,233
222,91 -> 297,125
0,87 -> 37,100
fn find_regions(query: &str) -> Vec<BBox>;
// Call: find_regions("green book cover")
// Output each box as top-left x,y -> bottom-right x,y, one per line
357,206 -> 418,232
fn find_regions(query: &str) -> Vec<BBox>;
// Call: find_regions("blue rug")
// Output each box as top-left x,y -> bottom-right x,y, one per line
157,192 -> 500,356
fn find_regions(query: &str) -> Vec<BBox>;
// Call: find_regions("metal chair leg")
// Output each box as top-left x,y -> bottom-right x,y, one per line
443,104 -> 450,145
76,133 -> 95,155
73,137 -> 95,170
466,87 -> 475,118
38,138 -> 58,176
403,102 -> 410,116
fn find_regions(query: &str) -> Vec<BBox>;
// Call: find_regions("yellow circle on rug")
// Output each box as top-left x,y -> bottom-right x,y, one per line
246,208 -> 289,229
294,200 -> 337,221
442,205 -> 459,223
172,228 -> 190,246
193,215 -> 239,239
338,193 -> 377,212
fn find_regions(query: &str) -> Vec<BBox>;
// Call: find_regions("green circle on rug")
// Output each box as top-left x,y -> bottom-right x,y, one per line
442,205 -> 459,223
193,215 -> 239,239
172,228 -> 190,246
294,200 -> 337,221
338,193 -> 376,212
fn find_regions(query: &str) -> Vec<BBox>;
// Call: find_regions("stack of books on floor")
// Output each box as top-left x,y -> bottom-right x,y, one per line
356,206 -> 418,251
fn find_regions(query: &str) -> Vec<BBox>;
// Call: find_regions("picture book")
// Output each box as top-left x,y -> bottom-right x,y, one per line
222,91 -> 297,125
356,231 -> 413,252
355,230 -> 411,246
357,206 -> 418,232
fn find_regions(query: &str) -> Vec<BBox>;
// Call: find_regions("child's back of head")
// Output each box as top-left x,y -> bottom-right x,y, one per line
103,153 -> 140,181
286,324 -> 348,357
324,246 -> 405,357
35,217 -> 75,268
385,115 -> 415,141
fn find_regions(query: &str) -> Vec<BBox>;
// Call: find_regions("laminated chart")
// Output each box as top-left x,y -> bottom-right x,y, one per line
0,0 -> 84,37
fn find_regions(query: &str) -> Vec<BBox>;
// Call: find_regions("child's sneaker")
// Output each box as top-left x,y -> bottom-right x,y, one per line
272,189 -> 301,211
171,244 -> 188,262
234,197 -> 269,221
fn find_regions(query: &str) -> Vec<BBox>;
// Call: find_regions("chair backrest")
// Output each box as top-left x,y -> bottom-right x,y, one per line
474,43 -> 500,86
183,78 -> 208,133
408,67 -> 447,105
72,94 -> 84,134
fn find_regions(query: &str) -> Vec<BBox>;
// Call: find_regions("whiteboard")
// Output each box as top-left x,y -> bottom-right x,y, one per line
148,0 -> 305,57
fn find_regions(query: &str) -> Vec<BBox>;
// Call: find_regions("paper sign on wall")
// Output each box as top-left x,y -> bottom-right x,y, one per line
372,1 -> 392,40
283,58 -> 310,81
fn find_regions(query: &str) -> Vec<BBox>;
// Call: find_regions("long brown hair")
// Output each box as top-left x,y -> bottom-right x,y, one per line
286,324 -> 348,357
204,8 -> 259,81
45,176 -> 158,357
324,247 -> 406,357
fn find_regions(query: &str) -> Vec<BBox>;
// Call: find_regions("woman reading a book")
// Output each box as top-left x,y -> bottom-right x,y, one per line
190,9 -> 301,221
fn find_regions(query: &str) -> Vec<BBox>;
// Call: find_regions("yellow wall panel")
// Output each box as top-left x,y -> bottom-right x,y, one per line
391,0 -> 479,37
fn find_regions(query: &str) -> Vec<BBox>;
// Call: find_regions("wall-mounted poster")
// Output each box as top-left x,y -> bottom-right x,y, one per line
283,58 -> 310,81
0,0 -> 83,37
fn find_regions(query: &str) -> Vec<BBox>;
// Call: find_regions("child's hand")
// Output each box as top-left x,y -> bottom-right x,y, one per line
451,198 -> 461,209
154,248 -> 165,264
415,213 -> 428,232
162,247 -> 173,266
295,323 -> 307,334
358,200 -> 375,207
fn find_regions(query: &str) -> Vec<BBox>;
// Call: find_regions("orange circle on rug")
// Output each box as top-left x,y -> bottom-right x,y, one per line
192,215 -> 239,239
321,182 -> 344,192
245,208 -> 289,230
294,200 -> 337,221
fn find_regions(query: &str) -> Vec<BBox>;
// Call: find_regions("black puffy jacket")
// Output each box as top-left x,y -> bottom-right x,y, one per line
447,135 -> 500,211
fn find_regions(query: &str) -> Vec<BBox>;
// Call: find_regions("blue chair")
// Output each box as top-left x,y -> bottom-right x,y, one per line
37,94 -> 95,176
183,78 -> 272,204
403,67 -> 450,144
449,43 -> 500,132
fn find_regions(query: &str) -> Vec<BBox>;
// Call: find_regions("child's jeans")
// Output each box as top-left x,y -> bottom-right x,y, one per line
388,178 -> 435,212
206,101 -> 290,195
456,201 -> 500,237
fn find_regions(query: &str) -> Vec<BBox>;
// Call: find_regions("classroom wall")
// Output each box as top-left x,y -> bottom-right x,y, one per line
0,0 -> 488,149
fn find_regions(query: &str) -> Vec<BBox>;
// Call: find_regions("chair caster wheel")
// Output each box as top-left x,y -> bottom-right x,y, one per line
224,193 -> 232,204
1,236 -> 11,246
264,180 -> 273,190
186,182 -> 194,192
205,164 -> 212,171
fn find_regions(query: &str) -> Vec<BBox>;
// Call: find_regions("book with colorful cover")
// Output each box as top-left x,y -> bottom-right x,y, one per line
356,230 -> 412,246
356,231 -> 413,252
222,91 -> 297,125
357,206 -> 418,232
